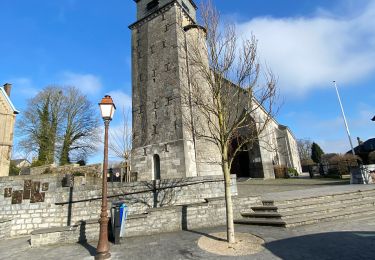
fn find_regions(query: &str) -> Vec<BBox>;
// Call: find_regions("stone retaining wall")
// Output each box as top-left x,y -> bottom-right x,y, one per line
30,196 -> 260,247
0,174 -> 237,237
30,164 -> 102,177
0,218 -> 11,240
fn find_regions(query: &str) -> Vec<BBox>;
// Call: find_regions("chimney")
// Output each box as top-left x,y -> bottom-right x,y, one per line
3,83 -> 12,97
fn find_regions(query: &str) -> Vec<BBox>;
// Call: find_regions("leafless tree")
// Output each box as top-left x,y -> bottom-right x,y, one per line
297,139 -> 313,161
59,87 -> 100,165
108,107 -> 132,167
182,1 -> 278,243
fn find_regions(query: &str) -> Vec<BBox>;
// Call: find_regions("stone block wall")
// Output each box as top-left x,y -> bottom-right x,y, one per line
30,195 -> 260,246
124,196 -> 260,238
0,218 -> 11,240
30,163 -> 102,177
0,174 -> 237,237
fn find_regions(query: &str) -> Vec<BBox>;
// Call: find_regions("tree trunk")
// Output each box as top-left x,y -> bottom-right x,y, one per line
223,146 -> 236,244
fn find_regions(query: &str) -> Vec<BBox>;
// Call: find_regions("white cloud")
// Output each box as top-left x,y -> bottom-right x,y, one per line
237,1 -> 375,96
8,77 -> 38,97
60,71 -> 102,95
107,90 -> 132,110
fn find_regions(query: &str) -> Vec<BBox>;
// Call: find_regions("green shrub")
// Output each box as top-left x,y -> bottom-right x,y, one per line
9,161 -> 20,176
288,168 -> 299,177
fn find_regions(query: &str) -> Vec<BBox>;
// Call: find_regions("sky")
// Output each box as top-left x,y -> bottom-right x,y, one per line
1,0 -> 374,162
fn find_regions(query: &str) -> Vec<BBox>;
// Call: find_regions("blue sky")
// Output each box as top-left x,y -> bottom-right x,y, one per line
1,0 -> 374,161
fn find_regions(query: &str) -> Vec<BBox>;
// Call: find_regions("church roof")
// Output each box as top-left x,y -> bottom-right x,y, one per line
0,86 -> 19,114
133,0 -> 197,9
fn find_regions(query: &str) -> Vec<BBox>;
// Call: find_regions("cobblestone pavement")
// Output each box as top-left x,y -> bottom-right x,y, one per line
1,214 -> 374,260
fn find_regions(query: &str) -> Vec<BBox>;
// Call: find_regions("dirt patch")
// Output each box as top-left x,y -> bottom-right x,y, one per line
197,232 -> 264,256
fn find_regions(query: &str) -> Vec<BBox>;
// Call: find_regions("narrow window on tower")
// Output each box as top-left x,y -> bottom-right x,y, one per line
165,63 -> 170,72
161,13 -> 165,21
162,41 -> 166,48
165,24 -> 169,32
152,69 -> 156,77
139,73 -> 143,81
166,96 -> 171,106
150,45 -> 154,54
153,124 -> 158,135
146,0 -> 159,11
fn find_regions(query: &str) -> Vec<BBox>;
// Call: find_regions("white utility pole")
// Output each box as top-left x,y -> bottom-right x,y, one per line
333,81 -> 355,155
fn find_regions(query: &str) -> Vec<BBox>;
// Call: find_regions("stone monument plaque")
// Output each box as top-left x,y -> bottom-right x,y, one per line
23,189 -> 31,200
11,190 -> 23,204
23,180 -> 32,199
30,192 -> 45,203
42,183 -> 49,191
4,188 -> 12,198
24,180 -> 32,190
31,181 -> 40,193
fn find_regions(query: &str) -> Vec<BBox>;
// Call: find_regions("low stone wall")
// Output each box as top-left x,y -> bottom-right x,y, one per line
30,164 -> 102,177
30,195 -> 260,246
0,218 -> 11,240
31,219 -> 99,247
124,196 -> 260,237
0,174 -> 237,237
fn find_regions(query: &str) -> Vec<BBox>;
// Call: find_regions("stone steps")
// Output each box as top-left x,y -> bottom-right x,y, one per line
285,206 -> 375,227
270,190 -> 375,207
235,188 -> 375,227
235,218 -> 286,226
281,198 -> 375,219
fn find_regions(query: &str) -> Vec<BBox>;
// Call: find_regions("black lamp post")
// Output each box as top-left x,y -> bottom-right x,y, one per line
96,95 -> 116,260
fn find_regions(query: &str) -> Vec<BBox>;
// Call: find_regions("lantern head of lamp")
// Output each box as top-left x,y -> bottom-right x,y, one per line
99,95 -> 116,121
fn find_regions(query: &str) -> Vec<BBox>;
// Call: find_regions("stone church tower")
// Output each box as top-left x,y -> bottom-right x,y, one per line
129,0 -> 222,180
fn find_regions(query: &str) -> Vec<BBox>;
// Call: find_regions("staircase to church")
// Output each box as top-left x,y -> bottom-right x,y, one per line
235,188 -> 375,227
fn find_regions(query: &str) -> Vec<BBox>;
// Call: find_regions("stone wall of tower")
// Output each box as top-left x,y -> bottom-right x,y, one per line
182,25 -> 222,176
131,3 -> 200,180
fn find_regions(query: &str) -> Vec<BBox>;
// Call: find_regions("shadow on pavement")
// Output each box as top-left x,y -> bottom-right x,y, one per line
181,205 -> 226,242
78,221 -> 96,256
265,231 -> 375,260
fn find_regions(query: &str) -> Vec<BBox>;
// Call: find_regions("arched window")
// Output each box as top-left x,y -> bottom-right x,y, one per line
153,154 -> 161,180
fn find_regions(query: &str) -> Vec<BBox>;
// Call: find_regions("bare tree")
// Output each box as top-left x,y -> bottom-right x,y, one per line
17,86 -> 100,165
183,1 -> 278,243
59,87 -> 100,165
108,107 -> 132,163
297,139 -> 312,161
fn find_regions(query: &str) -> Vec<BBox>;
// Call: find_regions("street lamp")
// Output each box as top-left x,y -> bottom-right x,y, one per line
96,95 -> 116,260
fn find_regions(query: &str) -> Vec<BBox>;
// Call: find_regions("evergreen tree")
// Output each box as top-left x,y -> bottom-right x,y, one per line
311,142 -> 324,163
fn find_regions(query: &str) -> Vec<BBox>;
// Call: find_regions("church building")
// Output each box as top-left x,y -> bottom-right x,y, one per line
129,0 -> 301,181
